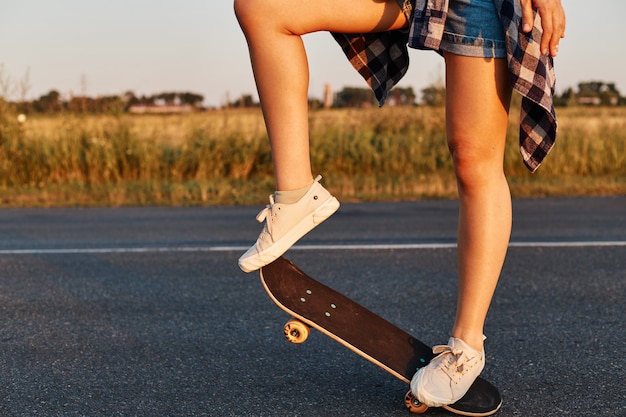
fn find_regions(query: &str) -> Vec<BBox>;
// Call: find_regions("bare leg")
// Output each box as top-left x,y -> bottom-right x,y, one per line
444,53 -> 513,351
234,0 -> 407,190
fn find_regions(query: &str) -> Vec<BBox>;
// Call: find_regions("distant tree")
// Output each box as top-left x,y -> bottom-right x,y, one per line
145,91 -> 204,107
123,91 -> 139,108
554,87 -> 577,107
421,83 -> 446,107
577,81 -> 621,106
33,90 -> 63,113
229,94 -> 257,108
308,97 -> 324,110
334,87 -> 376,108
156,92 -> 178,105
388,86 -> 416,106
180,92 -> 204,107
98,95 -> 126,114
67,96 -> 88,113
137,95 -> 155,105
600,82 -> 620,105
578,81 -> 602,96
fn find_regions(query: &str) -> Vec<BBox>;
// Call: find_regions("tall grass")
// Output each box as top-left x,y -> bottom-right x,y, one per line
0,104 -> 624,207
503,105 -> 626,195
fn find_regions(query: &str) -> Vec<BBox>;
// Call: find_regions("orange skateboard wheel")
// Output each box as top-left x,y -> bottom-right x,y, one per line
283,319 -> 310,344
404,390 -> 428,414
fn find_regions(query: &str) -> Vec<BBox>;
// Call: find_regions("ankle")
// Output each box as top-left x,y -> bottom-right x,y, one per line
274,180 -> 313,204
450,329 -> 485,352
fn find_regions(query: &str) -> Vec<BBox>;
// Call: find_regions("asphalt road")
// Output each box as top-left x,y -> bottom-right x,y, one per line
0,196 -> 624,417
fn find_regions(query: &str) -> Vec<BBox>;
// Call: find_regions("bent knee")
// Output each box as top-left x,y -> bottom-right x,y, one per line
234,0 -> 280,32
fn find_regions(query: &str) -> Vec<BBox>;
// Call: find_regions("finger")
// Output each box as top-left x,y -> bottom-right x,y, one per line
548,8 -> 566,56
520,0 -> 535,32
549,19 -> 560,56
538,10 -> 553,55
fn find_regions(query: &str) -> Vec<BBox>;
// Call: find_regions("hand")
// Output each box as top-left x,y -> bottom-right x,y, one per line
520,0 -> 566,57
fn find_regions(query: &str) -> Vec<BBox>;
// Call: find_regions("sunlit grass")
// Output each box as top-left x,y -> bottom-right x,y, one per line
0,104 -> 624,207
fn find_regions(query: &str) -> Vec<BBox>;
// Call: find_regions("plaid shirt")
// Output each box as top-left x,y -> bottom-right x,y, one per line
332,0 -> 557,172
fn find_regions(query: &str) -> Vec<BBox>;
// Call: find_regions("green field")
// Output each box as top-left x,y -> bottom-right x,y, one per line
1,104 -> 625,207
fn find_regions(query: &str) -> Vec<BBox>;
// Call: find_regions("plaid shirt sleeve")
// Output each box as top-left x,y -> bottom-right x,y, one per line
495,0 -> 557,172
332,0 -> 558,172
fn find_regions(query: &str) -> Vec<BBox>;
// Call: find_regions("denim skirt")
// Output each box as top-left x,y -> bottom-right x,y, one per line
398,0 -> 507,58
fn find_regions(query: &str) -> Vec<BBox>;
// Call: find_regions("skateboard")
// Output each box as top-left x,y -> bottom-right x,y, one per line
260,257 -> 502,416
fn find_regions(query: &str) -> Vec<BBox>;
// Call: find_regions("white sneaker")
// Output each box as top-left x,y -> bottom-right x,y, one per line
238,175 -> 339,272
410,337 -> 485,407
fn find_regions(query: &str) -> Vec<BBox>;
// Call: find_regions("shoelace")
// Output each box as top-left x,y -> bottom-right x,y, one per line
431,344 -> 477,382
255,195 -> 279,242
255,194 -> 276,223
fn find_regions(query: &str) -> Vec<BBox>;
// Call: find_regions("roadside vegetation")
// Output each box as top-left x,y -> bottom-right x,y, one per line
1,102 -> 624,208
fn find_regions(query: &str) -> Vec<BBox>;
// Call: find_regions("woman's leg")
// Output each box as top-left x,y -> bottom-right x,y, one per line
411,52 -> 512,407
234,0 -> 407,190
444,53 -> 513,351
235,0 -> 408,272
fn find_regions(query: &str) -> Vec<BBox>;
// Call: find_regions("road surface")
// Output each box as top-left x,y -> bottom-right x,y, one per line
0,196 -> 624,416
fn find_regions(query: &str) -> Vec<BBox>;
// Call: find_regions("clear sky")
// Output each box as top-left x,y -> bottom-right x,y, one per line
1,1 -> 624,108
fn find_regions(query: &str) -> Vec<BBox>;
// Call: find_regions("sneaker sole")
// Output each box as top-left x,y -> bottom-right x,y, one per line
238,197 -> 340,272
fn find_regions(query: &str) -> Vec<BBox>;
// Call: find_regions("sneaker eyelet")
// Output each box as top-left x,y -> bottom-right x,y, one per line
313,195 -> 318,200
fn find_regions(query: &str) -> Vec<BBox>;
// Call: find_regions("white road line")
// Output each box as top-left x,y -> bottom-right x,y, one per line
0,241 -> 625,255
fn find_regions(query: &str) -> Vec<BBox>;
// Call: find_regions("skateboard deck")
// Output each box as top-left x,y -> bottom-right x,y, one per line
260,257 -> 502,416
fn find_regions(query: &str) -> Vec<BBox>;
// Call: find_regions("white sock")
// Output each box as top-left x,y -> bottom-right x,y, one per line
274,182 -> 313,204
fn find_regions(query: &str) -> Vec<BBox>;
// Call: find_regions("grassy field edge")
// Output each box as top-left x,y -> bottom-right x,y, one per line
1,106 -> 624,207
